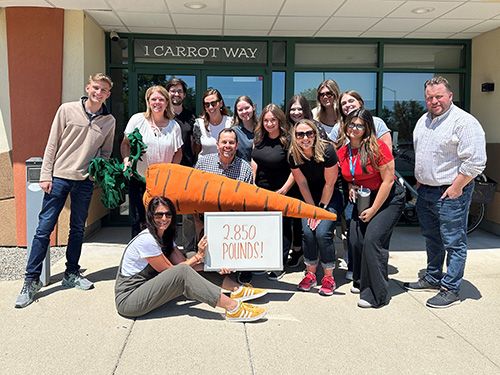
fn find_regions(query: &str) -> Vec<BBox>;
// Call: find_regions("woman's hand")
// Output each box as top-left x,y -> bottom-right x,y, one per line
359,207 -> 376,223
122,157 -> 131,172
194,235 -> 208,263
275,186 -> 288,195
307,218 -> 321,230
218,268 -> 232,275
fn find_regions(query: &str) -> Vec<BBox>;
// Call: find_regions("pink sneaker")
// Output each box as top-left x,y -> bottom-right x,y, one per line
298,272 -> 317,292
319,275 -> 336,296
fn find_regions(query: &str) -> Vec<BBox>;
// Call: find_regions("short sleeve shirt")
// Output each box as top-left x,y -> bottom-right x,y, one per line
120,230 -> 163,277
193,115 -> 233,156
337,140 -> 393,191
124,113 -> 183,177
289,143 -> 338,204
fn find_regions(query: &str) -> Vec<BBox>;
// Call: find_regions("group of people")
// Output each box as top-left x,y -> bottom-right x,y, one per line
14,72 -> 486,321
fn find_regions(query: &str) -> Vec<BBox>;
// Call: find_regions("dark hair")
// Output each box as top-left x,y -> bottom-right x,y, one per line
201,88 -> 229,130
285,95 -> 314,125
254,103 -> 289,147
146,196 -> 177,257
343,108 -> 380,173
217,128 -> 238,142
166,78 -> 188,94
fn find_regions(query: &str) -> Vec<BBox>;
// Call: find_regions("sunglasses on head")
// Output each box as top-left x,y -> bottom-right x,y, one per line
295,130 -> 315,139
204,100 -> 220,108
154,211 -> 173,219
347,123 -> 365,130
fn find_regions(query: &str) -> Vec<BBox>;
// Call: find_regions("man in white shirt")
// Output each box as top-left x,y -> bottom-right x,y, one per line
404,76 -> 486,308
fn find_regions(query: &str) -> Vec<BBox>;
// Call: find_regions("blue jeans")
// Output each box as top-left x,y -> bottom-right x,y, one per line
302,205 -> 338,269
416,182 -> 474,293
128,178 -> 146,238
25,177 -> 94,281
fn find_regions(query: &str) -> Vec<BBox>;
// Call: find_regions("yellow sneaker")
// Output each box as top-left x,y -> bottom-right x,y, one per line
230,285 -> 268,302
226,302 -> 267,322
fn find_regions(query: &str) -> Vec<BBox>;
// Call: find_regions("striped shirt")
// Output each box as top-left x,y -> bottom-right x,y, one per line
195,153 -> 253,184
413,104 -> 486,186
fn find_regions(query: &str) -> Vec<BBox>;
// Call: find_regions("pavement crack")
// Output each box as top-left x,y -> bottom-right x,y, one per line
112,319 -> 136,375
243,323 -> 255,375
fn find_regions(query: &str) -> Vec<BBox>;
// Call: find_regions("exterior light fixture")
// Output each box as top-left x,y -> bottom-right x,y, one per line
411,7 -> 435,15
184,2 -> 207,9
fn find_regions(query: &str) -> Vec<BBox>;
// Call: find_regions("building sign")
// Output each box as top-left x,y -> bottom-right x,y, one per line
135,39 -> 267,64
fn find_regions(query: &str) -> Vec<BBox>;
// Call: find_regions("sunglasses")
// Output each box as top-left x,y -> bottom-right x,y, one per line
295,130 -> 315,139
154,211 -> 173,219
204,100 -> 220,108
319,92 -> 334,99
347,123 -> 365,130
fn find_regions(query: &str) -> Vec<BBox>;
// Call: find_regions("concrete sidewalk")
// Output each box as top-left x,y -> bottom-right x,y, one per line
1,227 -> 499,375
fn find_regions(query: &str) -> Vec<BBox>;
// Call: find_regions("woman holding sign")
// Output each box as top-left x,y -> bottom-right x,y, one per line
115,196 -> 267,322
288,119 -> 340,296
337,109 -> 404,308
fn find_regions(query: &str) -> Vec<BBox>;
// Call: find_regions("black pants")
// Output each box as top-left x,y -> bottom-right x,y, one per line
350,182 -> 404,307
129,178 -> 146,238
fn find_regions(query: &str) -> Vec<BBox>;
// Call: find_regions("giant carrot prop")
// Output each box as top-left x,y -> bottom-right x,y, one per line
143,163 -> 337,221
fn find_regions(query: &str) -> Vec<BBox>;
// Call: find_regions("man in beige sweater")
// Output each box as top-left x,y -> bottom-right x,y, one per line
15,73 -> 116,308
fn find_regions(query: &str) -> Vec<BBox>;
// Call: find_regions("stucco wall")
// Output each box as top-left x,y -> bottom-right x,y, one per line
57,11 -> 109,244
471,26 -> 500,231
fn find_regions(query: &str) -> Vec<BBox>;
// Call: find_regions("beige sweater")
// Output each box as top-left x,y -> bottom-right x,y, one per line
40,99 -> 116,181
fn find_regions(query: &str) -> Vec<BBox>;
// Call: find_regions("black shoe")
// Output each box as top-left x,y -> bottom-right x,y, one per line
287,250 -> 304,267
237,271 -> 253,284
267,270 -> 286,281
426,289 -> 460,308
403,278 -> 440,292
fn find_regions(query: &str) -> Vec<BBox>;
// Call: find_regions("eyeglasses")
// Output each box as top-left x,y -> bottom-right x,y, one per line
347,123 -> 365,130
154,211 -> 173,219
263,118 -> 278,124
319,92 -> 334,99
169,89 -> 184,95
204,100 -> 220,108
295,130 -> 315,139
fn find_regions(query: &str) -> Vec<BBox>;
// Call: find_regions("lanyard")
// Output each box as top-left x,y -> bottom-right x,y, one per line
348,145 -> 358,184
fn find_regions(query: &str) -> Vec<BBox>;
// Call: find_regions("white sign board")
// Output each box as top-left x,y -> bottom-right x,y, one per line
204,211 -> 283,271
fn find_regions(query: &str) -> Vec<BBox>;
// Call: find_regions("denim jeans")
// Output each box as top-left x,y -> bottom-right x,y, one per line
302,205 -> 338,269
416,182 -> 474,293
25,177 -> 94,281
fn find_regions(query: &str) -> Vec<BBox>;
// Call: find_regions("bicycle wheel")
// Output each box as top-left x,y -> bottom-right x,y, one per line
467,201 -> 485,234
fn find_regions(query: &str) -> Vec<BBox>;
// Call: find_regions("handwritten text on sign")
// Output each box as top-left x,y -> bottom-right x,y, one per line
204,212 -> 283,271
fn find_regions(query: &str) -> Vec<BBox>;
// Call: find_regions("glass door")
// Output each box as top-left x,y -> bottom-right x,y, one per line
204,73 -> 265,116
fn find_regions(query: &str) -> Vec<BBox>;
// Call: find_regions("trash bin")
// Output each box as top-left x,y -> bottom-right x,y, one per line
26,157 -> 50,286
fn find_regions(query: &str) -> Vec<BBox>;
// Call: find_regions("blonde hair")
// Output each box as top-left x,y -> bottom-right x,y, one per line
254,103 -> 289,147
144,85 -> 175,121
315,79 -> 340,125
88,73 -> 113,88
288,119 -> 328,166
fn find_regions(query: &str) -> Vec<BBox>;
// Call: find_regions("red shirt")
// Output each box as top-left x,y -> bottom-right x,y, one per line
337,140 -> 393,191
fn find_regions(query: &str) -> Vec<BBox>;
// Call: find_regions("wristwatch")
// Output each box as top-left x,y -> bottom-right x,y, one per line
318,202 -> 327,209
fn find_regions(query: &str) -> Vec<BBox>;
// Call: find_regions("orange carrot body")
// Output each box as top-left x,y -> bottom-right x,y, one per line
144,163 -> 337,221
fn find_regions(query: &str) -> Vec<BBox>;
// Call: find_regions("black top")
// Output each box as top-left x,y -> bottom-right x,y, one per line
289,143 -> 338,204
174,108 -> 196,167
251,136 -> 291,191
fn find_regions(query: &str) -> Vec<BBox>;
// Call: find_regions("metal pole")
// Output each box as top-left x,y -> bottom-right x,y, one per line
26,157 -> 50,286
